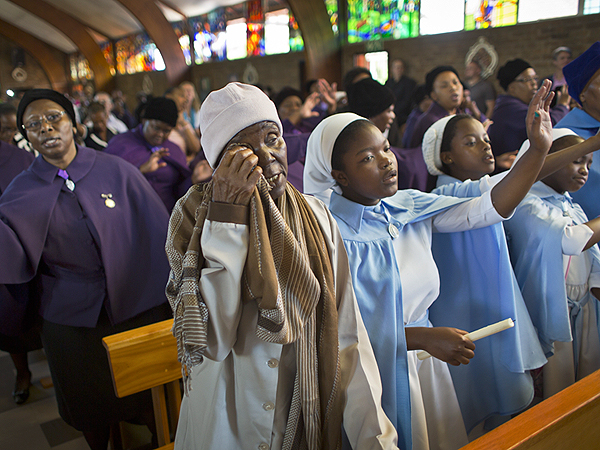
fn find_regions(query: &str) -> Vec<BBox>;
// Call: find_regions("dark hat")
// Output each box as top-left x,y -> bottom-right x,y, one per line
497,58 -> 532,91
425,66 -> 461,96
17,89 -> 77,139
346,78 -> 395,119
273,87 -> 303,109
142,97 -> 178,127
563,41 -> 600,104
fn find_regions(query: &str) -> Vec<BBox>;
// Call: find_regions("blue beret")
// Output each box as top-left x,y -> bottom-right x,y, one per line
564,42 -> 600,104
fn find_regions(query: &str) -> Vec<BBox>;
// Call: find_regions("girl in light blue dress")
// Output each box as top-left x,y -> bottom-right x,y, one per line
303,81 -> 559,450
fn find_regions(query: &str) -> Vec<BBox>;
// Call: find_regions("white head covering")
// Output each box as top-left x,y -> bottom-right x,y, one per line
304,113 -> 367,204
421,115 -> 455,176
200,82 -> 282,168
513,128 -> 579,165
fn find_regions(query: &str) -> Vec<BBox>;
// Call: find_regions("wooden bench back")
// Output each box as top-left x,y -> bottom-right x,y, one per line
460,369 -> 600,450
103,318 -> 181,448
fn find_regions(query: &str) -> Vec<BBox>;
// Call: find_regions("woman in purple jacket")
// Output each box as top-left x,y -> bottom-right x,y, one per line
0,89 -> 172,450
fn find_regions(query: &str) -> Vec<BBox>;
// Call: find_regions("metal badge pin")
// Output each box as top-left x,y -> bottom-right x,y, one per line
388,223 -> 400,239
101,193 -> 115,208
65,179 -> 75,191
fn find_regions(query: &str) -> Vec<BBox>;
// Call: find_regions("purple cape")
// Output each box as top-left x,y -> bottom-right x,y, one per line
0,140 -> 35,335
0,146 -> 171,330
0,140 -> 34,194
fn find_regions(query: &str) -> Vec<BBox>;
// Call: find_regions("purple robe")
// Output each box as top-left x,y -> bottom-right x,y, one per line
488,95 -> 568,157
409,101 -> 451,149
408,101 -> 457,191
105,124 -> 192,211
0,140 -> 34,194
0,140 -> 35,336
0,146 -> 171,329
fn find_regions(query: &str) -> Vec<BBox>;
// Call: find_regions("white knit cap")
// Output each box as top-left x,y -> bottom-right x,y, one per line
200,82 -> 282,168
513,128 -> 579,166
304,113 -> 366,204
421,115 -> 455,176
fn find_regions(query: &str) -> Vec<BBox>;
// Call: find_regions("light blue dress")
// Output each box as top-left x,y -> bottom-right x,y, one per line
504,182 -> 600,392
555,109 -> 600,219
329,189 -> 497,450
430,174 -> 546,432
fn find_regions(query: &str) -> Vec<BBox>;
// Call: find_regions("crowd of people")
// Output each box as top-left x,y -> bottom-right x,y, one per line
1,41 -> 600,450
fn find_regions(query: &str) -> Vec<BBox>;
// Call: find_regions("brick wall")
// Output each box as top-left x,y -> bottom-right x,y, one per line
342,13 -> 600,94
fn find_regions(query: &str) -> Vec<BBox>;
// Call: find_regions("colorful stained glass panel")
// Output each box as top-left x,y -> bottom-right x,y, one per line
464,0 -> 518,31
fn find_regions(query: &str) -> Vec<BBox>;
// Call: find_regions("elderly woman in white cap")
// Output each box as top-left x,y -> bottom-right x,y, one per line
164,82 -> 398,450
302,81 -> 559,450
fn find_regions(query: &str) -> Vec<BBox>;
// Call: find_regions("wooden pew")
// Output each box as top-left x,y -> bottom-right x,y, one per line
102,319 -> 180,450
460,369 -> 600,450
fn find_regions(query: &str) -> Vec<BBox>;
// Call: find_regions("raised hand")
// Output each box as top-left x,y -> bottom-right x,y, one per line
316,78 -> 339,114
211,144 -> 262,205
526,79 -> 554,154
299,92 -> 321,120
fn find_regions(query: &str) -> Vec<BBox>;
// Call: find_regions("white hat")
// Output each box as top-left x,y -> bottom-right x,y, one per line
304,113 -> 366,204
421,115 -> 455,176
200,82 -> 282,168
513,128 -> 579,165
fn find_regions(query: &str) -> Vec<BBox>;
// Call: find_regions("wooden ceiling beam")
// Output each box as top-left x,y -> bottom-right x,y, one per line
7,0 -> 113,91
0,18 -> 68,92
287,0 -> 341,84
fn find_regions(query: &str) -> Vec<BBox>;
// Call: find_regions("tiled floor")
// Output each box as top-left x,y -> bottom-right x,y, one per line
0,350 -> 153,450
0,349 -> 89,450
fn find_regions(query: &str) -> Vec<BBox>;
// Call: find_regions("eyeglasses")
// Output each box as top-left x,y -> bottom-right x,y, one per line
23,110 -> 66,131
514,76 -> 539,85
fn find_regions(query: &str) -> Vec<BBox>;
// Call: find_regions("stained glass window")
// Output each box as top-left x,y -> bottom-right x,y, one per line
464,0 -> 517,30
420,0 -> 463,34
265,9 -> 290,55
227,18 -> 248,60
324,0 -> 339,35
347,0 -> 420,43
247,0 -> 265,56
518,0 -> 578,22
584,0 -> 600,14
289,13 -> 304,51
115,33 -> 164,74
100,42 -> 116,76
69,55 -> 79,81
172,22 -> 192,65
69,54 -> 92,81
209,10 -> 228,61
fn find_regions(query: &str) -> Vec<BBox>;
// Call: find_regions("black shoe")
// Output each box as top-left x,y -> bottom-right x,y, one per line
13,371 -> 32,405
12,386 -> 30,404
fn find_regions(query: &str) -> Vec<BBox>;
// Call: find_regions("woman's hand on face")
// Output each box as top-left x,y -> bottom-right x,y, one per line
421,327 -> 475,366
140,148 -> 169,174
526,79 -> 554,153
211,144 -> 262,205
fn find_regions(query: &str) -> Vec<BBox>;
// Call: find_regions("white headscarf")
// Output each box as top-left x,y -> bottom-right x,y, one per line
304,113 -> 367,204
513,128 -> 579,165
421,115 -> 455,176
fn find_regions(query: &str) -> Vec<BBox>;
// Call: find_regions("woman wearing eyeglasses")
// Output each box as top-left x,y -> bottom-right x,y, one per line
0,89 -> 172,450
488,58 -> 571,173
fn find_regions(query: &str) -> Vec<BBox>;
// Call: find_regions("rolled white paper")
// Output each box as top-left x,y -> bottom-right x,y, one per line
416,318 -> 515,360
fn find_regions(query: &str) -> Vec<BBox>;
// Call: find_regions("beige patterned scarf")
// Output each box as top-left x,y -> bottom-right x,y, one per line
165,178 -> 343,450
